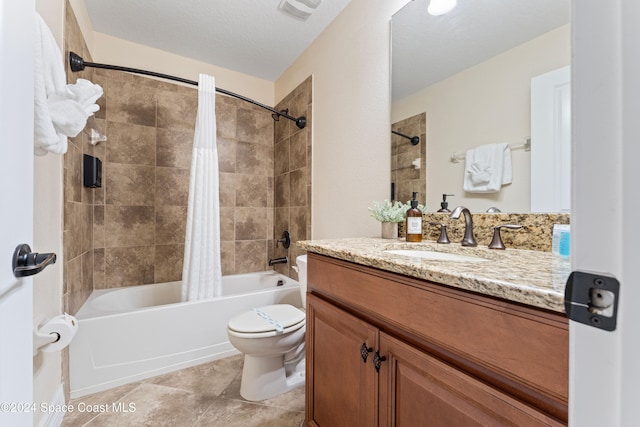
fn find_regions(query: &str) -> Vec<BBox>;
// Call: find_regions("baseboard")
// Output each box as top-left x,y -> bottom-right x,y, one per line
39,384 -> 65,427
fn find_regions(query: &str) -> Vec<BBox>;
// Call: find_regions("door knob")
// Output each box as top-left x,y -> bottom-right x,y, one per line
12,244 -> 57,278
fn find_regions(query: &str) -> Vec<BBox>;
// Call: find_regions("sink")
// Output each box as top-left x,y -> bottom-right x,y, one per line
384,249 -> 488,263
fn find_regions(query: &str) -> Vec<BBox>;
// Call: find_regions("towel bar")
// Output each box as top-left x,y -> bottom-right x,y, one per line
450,138 -> 531,163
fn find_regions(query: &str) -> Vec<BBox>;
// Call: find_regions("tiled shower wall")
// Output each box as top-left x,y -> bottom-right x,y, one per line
63,2 -> 97,316
272,78 -> 312,279
63,4 -> 313,316
391,112 -> 426,204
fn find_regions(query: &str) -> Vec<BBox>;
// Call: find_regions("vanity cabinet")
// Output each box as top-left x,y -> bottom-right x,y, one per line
305,253 -> 568,426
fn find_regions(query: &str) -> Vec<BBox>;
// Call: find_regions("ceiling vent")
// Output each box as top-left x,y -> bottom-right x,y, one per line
278,0 -> 322,21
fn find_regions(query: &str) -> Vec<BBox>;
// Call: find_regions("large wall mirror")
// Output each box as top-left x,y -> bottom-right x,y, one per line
391,0 -> 570,213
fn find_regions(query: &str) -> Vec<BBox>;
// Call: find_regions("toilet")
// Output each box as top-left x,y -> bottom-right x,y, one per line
227,255 -> 308,401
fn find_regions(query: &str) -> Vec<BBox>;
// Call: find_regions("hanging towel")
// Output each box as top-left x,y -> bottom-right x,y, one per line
182,74 -> 222,302
463,143 -> 512,193
34,13 -> 103,156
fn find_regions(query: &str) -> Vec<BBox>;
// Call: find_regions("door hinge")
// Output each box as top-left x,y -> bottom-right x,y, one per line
564,270 -> 619,331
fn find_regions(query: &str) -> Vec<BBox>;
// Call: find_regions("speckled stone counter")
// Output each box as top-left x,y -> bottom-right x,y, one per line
298,237 -> 570,313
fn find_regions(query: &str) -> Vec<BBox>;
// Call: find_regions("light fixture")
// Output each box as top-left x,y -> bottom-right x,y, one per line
427,0 -> 457,16
278,0 -> 322,21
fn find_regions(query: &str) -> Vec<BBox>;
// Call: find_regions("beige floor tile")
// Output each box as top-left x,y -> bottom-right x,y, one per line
83,383 -> 215,427
62,354 -> 306,427
145,355 -> 244,397
61,381 -> 141,427
194,398 -> 304,427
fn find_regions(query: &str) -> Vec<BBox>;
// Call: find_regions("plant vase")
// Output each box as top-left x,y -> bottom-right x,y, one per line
381,222 -> 399,239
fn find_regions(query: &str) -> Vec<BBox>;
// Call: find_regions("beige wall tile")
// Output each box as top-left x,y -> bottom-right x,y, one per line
156,90 -> 197,131
106,122 -> 156,166
219,173 -> 236,207
290,169 -> 306,207
107,81 -> 157,127
93,248 -> 105,289
64,143 -> 82,203
156,128 -> 194,169
104,246 -> 155,287
104,206 -> 155,247
235,174 -> 268,207
106,163 -> 156,206
219,207 -> 235,241
220,241 -> 235,275
66,255 -> 83,315
64,201 -> 83,261
236,141 -> 273,176
155,168 -> 189,206
235,207 -> 269,241
216,102 -> 238,139
216,137 -> 236,173
237,108 -> 273,145
156,206 -> 188,245
155,244 -> 184,283
274,138 -> 290,176
275,174 -> 290,208
93,205 -> 105,248
289,131 -> 306,171
235,240 -> 267,273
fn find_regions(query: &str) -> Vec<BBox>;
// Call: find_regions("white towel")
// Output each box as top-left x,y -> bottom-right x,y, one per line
34,13 -> 103,156
463,143 -> 512,193
34,13 -> 67,155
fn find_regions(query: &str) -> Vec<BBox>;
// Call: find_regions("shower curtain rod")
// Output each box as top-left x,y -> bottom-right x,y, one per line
69,52 -> 307,129
391,130 -> 420,145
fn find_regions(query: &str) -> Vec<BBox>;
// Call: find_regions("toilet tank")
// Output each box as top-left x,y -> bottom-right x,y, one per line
295,255 -> 308,307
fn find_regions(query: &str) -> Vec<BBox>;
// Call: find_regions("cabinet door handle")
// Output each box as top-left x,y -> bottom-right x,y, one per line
373,351 -> 387,373
360,342 -> 373,363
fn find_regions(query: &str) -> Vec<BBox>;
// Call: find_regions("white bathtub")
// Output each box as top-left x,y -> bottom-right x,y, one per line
69,271 -> 301,398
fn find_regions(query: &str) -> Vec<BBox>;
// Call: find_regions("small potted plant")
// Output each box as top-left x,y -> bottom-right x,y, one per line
368,200 -> 408,239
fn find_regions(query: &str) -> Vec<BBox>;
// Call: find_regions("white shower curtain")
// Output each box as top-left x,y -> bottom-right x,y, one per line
181,74 -> 222,301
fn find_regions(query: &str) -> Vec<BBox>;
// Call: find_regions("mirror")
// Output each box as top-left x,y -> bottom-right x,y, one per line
391,0 -> 570,213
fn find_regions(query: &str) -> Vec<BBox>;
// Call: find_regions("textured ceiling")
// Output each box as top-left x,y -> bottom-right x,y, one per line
392,0 -> 571,102
85,1 -> 571,93
84,0 -> 352,81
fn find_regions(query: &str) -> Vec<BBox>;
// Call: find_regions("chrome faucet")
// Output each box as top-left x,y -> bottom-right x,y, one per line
449,206 -> 477,247
269,256 -> 288,266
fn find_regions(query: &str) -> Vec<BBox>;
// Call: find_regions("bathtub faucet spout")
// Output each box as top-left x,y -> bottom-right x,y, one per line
268,256 -> 288,266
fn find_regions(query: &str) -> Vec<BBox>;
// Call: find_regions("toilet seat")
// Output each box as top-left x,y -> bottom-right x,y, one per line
228,304 -> 305,339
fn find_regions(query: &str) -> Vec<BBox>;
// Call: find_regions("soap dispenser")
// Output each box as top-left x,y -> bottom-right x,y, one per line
437,194 -> 454,213
406,192 -> 423,242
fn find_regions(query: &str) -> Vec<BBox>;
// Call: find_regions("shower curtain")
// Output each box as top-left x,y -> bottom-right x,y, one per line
181,74 -> 222,301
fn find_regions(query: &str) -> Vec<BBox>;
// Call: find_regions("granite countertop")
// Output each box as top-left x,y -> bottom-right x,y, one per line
297,237 -> 570,313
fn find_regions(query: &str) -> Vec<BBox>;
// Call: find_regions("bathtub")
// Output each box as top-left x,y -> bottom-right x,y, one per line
69,271 -> 301,398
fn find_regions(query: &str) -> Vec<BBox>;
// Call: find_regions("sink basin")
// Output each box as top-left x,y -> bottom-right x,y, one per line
384,249 -> 488,263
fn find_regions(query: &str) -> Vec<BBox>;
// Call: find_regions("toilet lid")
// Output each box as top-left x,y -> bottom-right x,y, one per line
228,304 -> 305,334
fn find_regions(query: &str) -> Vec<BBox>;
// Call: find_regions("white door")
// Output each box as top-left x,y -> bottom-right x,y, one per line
530,66 -> 571,213
0,1 -> 35,426
571,0 -> 640,425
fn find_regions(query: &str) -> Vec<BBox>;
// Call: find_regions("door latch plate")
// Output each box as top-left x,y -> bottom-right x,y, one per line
564,271 -> 619,331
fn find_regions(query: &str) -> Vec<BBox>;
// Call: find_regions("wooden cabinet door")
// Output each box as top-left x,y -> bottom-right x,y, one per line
306,294 -> 378,427
377,332 -> 564,427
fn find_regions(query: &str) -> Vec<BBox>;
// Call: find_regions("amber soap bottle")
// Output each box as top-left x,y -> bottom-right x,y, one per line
406,192 -> 423,242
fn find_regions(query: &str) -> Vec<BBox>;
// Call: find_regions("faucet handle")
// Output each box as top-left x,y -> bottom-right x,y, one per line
429,222 -> 450,244
276,231 -> 291,249
488,224 -> 523,250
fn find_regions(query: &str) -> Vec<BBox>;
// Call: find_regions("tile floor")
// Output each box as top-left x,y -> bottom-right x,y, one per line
61,355 -> 305,426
